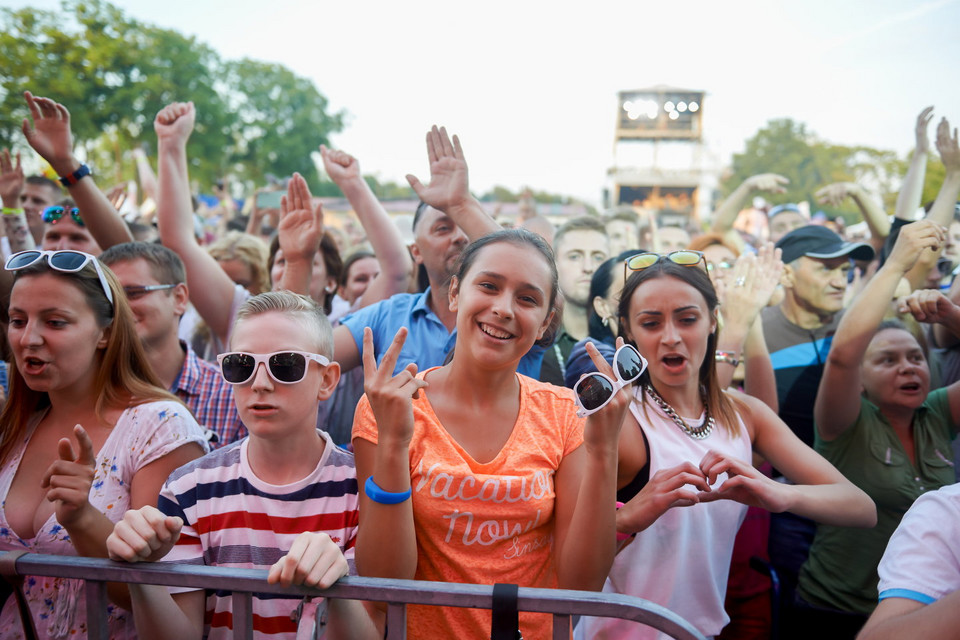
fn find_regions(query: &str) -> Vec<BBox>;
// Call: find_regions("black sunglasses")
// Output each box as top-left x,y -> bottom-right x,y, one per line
217,351 -> 330,385
573,344 -> 647,417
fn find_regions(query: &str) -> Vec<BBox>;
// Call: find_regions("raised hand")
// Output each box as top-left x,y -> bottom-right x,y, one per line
41,425 -> 97,528
320,144 -> 361,188
0,148 -> 24,207
886,219 -> 946,274
361,327 -> 428,446
815,182 -> 863,207
21,91 -> 76,173
107,505 -> 183,563
915,106 -> 935,154
617,461 -> 712,534
717,245 -> 784,329
744,173 -> 789,194
267,531 -> 349,588
897,289 -> 960,324
581,339 -> 633,454
937,117 -> 960,174
697,450 -> 791,512
154,101 -> 196,147
278,172 -> 324,262
405,125 -> 470,214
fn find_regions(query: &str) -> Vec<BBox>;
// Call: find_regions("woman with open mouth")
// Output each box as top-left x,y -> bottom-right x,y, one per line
0,249 -> 207,639
795,218 -> 960,637
578,249 -> 876,640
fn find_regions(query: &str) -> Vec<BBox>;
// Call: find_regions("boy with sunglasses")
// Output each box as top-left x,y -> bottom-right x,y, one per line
107,291 -> 381,639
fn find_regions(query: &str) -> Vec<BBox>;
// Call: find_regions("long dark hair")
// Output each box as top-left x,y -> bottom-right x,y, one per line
587,250 -> 639,346
617,257 -> 742,435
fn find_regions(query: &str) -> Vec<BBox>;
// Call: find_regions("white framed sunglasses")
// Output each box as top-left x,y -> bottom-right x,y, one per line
217,350 -> 330,385
5,249 -> 114,308
573,344 -> 647,418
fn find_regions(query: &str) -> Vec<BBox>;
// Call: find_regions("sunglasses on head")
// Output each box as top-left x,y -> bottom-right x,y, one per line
42,206 -> 84,227
573,343 -> 647,418
217,350 -> 330,385
5,249 -> 114,308
624,250 -> 706,281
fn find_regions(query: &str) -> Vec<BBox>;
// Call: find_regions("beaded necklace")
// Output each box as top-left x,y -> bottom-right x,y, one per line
644,384 -> 715,440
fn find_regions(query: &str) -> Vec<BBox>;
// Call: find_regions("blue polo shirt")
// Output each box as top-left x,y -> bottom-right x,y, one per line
341,287 -> 545,377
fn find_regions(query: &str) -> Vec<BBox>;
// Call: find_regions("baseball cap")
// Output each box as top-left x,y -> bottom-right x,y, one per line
768,204 -> 806,220
775,225 -> 875,264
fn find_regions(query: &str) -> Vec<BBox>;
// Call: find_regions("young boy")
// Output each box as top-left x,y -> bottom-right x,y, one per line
107,291 -> 381,640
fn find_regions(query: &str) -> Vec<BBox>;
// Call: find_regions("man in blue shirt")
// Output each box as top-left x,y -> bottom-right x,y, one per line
332,126 -> 546,378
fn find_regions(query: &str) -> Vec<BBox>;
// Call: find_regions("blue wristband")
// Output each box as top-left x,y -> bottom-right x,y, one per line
365,476 -> 412,505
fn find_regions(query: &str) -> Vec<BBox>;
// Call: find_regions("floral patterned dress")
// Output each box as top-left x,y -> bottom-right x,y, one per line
0,400 -> 207,640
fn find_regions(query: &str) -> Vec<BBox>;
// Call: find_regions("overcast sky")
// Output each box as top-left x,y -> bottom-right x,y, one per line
5,0 -> 960,206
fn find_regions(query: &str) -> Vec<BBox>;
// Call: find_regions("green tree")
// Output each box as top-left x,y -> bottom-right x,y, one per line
0,1 -> 344,190
723,119 -> 907,221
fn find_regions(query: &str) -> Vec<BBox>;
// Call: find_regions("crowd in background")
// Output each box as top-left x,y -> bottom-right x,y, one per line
0,91 -> 958,639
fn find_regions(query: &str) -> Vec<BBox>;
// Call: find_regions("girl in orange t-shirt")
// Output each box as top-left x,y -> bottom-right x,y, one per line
352,229 -> 630,639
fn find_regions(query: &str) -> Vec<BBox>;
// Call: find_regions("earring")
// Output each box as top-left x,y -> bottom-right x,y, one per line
602,316 -> 610,327
325,285 -> 336,293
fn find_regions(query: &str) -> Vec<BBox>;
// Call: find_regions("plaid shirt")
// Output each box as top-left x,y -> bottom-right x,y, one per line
173,342 -> 246,447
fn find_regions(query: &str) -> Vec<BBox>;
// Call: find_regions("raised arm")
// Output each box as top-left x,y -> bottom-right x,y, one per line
0,149 -> 35,253
926,118 -> 960,228
714,245 -> 783,408
154,101 -> 237,346
895,107 -> 934,221
553,340 -> 630,589
320,144 -> 412,308
815,182 -> 890,250
815,220 -> 946,440
711,173 -> 789,251
353,328 -> 426,582
275,172 -> 324,296
406,125 -> 498,241
21,91 -> 132,249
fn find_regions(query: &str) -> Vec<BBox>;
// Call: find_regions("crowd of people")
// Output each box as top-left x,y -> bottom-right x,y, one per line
0,89 -> 958,640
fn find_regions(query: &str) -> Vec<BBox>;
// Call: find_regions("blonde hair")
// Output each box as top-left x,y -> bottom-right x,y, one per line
208,231 -> 270,295
0,259 -> 180,463
233,290 -> 334,357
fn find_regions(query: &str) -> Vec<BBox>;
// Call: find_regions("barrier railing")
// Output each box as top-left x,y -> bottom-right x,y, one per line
1,552 -> 706,640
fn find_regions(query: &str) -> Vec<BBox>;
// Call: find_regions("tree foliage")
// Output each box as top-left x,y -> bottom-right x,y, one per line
0,0 -> 344,189
722,118 -> 956,222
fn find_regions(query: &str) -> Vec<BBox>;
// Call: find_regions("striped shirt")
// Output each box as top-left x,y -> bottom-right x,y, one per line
173,341 -> 246,447
159,430 -> 360,639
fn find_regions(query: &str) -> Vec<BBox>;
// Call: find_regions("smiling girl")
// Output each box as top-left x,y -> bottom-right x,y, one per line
352,229 -> 630,639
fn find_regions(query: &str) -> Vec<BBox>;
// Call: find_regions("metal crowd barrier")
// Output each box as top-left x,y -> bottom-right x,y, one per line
1,551 -> 706,640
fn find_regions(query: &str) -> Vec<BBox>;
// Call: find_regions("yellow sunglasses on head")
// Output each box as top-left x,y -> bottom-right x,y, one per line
624,250 -> 706,280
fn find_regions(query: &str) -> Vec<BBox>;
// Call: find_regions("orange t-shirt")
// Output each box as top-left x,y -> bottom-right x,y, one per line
352,370 -> 584,639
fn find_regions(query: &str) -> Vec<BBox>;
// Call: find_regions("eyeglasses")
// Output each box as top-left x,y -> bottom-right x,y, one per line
217,351 -> 330,385
123,283 -> 179,300
624,250 -> 706,281
5,250 -> 114,308
573,344 -> 647,418
42,206 -> 84,227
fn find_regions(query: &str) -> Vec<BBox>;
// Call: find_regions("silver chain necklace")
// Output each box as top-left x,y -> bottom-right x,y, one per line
644,384 -> 714,440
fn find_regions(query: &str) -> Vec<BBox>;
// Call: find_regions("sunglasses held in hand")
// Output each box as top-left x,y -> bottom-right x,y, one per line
217,351 -> 330,385
574,344 -> 647,418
